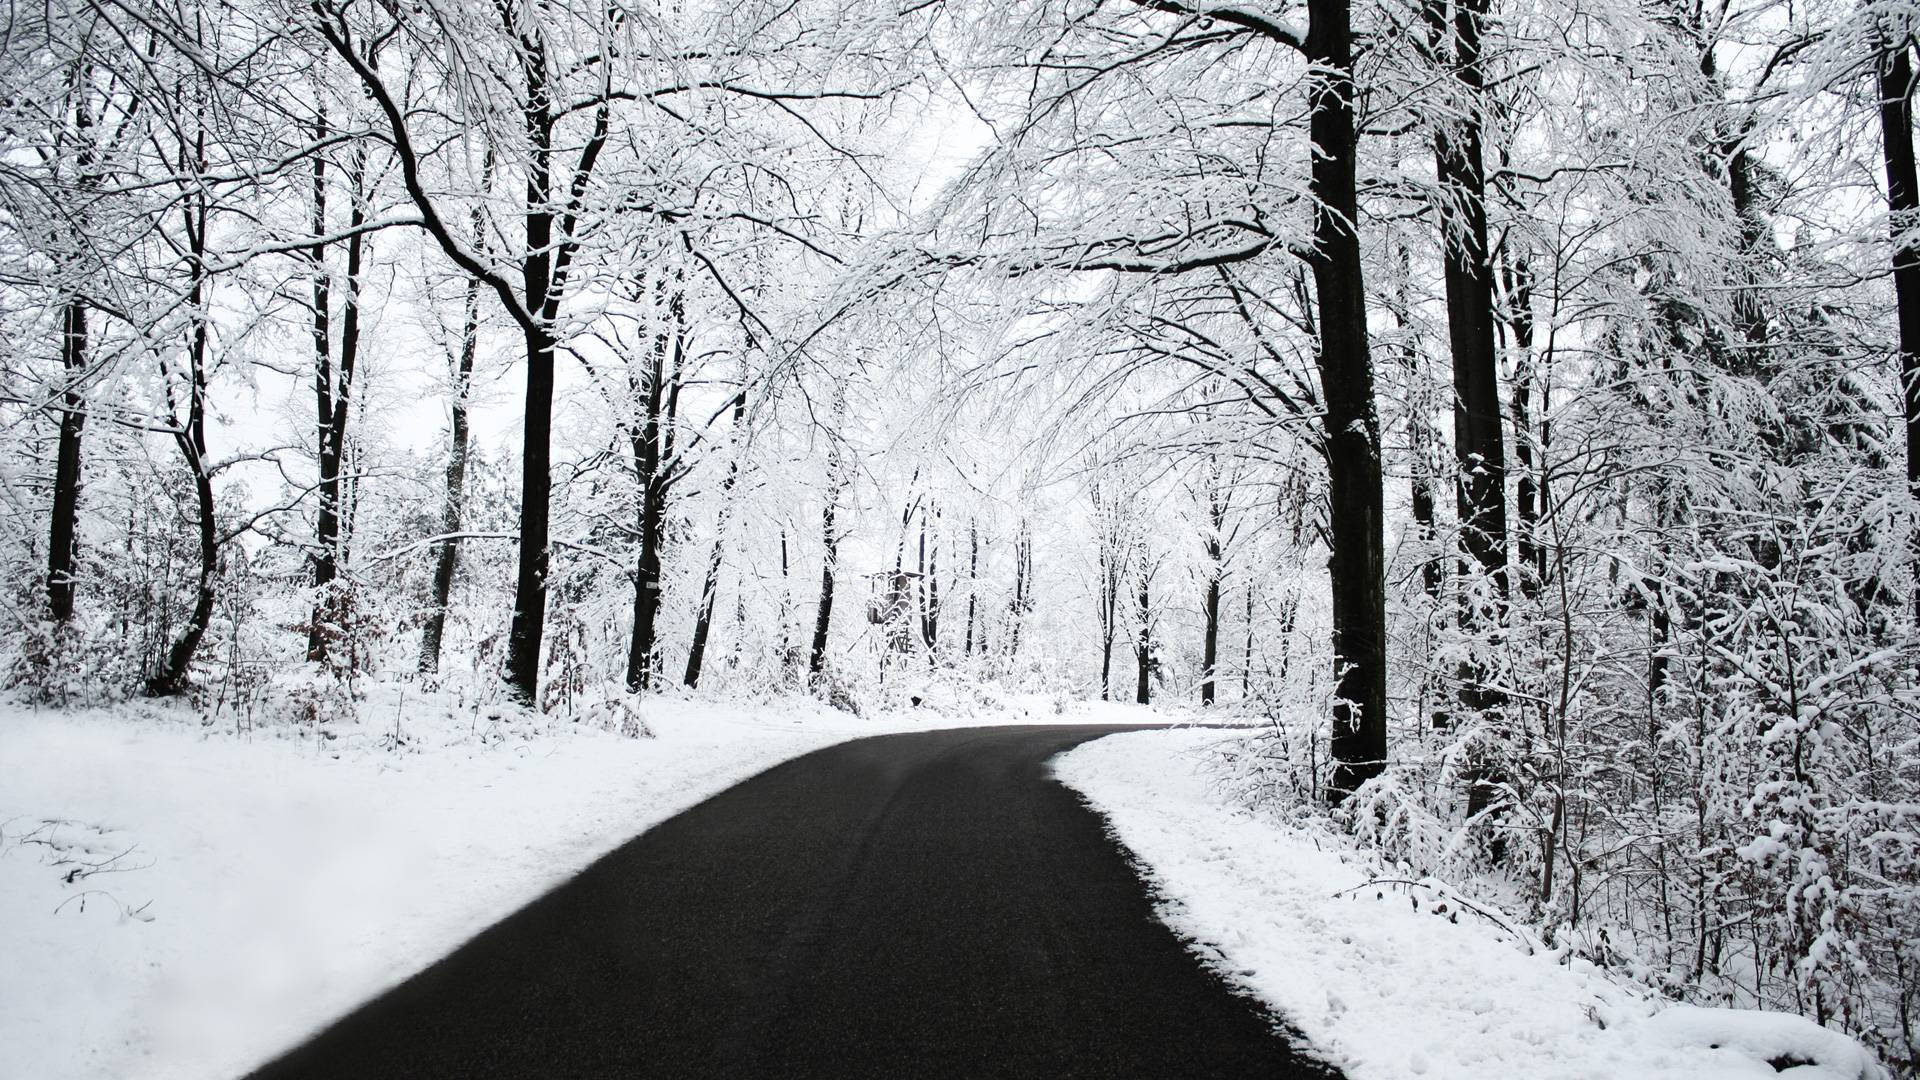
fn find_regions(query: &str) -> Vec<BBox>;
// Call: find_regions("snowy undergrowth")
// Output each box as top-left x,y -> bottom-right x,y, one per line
0,687 -> 1135,1080
1053,728 -> 1890,1080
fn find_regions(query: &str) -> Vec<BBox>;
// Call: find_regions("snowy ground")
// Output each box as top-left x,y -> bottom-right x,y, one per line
1053,727 -> 1888,1080
0,687 -> 1149,1080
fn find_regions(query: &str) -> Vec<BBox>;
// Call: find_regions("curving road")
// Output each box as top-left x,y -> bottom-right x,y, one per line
246,723 -> 1340,1079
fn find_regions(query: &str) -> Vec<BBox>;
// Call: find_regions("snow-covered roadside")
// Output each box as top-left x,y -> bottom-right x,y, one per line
0,691 -> 1126,1080
1053,728 -> 1888,1080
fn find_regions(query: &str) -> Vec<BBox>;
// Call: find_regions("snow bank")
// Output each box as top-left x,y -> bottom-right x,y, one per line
1052,727 -> 1888,1080
1640,1006 -> 1889,1080
0,692 -> 931,1080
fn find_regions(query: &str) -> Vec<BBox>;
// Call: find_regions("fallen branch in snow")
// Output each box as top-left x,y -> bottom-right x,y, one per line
55,841 -> 151,883
1334,876 -> 1538,955
52,888 -> 155,922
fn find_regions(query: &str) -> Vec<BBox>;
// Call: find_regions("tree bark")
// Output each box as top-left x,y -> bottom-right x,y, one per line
1307,0 -> 1389,802
809,396 -> 848,682
685,387 -> 748,688
151,188 -> 215,695
1242,584 -> 1255,698
47,297 -> 87,623
417,165 -> 490,676
1134,571 -> 1152,705
1393,242 -> 1443,601
1100,542 -> 1117,701
965,520 -> 978,656
307,136 -> 366,664
1878,33 -> 1920,621
505,318 -> 558,701
921,507 -> 940,653
1008,523 -> 1032,659
1424,0 -> 1510,834
1201,561 -> 1221,706
626,288 -> 680,692
1503,251 -> 1544,599
1423,0 -> 1510,614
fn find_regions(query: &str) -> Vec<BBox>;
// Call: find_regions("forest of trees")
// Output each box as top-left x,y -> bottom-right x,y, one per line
3,0 -> 1919,1067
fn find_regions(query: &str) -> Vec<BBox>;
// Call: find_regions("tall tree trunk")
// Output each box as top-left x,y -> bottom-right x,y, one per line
1389,240 -> 1443,601
1878,33 -> 1920,621
1200,456 -> 1227,707
48,297 -> 87,622
1007,523 -> 1032,659
1134,571 -> 1152,705
921,506 -> 940,653
1201,564 -> 1221,706
308,137 -> 367,664
1424,0 -> 1510,610
685,387 -> 748,688
1425,0 -> 1509,832
965,519 -> 978,656
626,287 -> 680,692
809,396 -> 847,682
417,163 -> 490,676
305,115 -> 333,661
505,318 -> 557,702
418,305 -> 475,675
916,515 -> 928,648
47,73 -> 100,625
1100,543 -> 1116,701
151,189 -> 214,695
1308,0 -> 1389,802
501,124 -> 557,702
1503,251 -> 1544,599
1242,584 -> 1255,698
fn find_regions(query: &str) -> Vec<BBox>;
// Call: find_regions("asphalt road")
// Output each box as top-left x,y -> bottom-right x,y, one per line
246,723 -> 1341,1079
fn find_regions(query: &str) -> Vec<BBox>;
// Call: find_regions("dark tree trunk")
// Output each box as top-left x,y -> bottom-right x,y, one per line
1307,0 -> 1389,802
505,320 -> 557,702
921,507 -> 940,653
1726,137 -> 1772,356
305,119 -> 332,661
48,297 -> 87,622
1200,457 -> 1227,707
1201,565 -> 1221,706
308,138 -> 366,664
1276,586 -> 1301,683
1391,242 -> 1443,601
418,176 -> 489,676
778,527 -> 792,660
1878,35 -> 1920,621
809,404 -> 847,682
1241,584 -> 1255,698
151,190 -> 215,696
1094,485 -> 1123,698
1134,572 -> 1152,705
625,289 -> 676,692
1098,537 -> 1120,700
47,77 -> 100,626
685,388 -> 748,689
965,520 -> 978,656
1425,0 -> 1509,835
1423,0 -> 1510,612
1008,524 -> 1032,659
501,66 -> 560,705
1503,251 -> 1544,599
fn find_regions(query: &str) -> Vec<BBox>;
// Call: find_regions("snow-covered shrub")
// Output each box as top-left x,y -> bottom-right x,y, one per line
570,683 -> 652,738
266,663 -> 360,729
